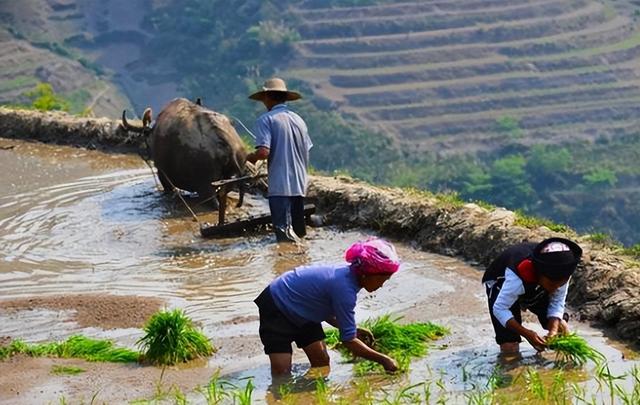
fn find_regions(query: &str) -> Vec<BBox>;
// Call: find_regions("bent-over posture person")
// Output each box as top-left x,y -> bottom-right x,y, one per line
254,238 -> 400,375
483,237 -> 583,354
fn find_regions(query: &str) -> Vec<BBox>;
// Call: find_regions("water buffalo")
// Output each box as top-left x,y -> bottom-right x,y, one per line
121,98 -> 249,225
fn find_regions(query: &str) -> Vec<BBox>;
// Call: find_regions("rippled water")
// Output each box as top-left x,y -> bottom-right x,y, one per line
0,139 -> 638,404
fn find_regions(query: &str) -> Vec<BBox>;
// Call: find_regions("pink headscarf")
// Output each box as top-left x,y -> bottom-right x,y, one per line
345,238 -> 400,276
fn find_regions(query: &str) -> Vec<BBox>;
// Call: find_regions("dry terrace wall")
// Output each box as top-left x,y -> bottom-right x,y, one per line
0,107 -> 142,151
0,107 -> 638,344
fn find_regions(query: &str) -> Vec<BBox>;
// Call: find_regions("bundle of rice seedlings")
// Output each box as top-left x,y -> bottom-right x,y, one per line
55,335 -> 140,362
546,333 -> 605,367
325,314 -> 448,374
137,309 -> 215,366
0,336 -> 139,363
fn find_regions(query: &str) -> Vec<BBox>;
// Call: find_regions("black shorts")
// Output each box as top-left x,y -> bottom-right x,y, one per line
486,282 -> 553,345
254,287 -> 326,354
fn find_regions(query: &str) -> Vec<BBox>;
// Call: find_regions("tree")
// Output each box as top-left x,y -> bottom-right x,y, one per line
583,168 -> 617,188
488,155 -> 535,208
25,83 -> 70,112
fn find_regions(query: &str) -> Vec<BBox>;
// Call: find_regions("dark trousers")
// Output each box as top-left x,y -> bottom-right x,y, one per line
486,282 -> 552,345
268,196 -> 306,242
254,287 -> 325,354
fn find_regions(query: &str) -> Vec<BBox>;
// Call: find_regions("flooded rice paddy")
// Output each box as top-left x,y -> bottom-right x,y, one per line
0,138 -> 638,404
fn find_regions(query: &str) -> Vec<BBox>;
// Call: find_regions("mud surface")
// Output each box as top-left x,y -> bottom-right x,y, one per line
0,139 -> 638,404
0,294 -> 163,329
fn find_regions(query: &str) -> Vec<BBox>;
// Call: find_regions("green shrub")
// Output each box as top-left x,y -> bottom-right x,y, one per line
587,232 -> 620,247
496,115 -> 523,138
514,210 -> 570,233
583,168 -> 617,188
621,243 -> 640,258
25,83 -> 70,112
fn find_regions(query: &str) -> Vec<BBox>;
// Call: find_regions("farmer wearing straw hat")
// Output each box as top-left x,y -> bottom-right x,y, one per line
247,78 -> 313,242
254,238 -> 401,375
483,237 -> 583,354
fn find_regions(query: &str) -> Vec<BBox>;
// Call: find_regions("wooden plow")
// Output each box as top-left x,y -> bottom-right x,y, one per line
200,172 -> 315,238
200,204 -> 316,238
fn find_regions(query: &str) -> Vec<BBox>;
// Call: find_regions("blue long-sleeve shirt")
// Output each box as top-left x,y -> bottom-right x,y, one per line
269,264 -> 361,341
254,103 -> 313,197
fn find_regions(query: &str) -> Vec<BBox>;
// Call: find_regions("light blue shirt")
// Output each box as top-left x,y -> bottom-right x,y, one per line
269,264 -> 361,341
254,104 -> 313,197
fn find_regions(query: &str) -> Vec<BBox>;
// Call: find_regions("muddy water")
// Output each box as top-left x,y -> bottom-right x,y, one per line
0,138 -> 638,404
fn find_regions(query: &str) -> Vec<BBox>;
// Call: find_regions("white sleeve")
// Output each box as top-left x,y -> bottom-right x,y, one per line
492,268 -> 525,327
547,279 -> 569,320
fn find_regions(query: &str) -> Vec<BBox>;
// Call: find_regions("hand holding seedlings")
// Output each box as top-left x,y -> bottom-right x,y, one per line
356,327 -> 375,348
524,329 -> 547,352
381,355 -> 398,372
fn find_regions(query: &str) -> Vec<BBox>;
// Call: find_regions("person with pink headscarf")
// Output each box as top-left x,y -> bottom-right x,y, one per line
254,238 -> 401,375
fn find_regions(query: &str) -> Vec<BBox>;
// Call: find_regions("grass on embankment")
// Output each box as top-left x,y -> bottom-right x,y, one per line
325,314 -> 448,375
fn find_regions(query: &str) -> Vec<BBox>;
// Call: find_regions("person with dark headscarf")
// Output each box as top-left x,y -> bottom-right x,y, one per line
483,237 -> 583,354
254,238 -> 400,375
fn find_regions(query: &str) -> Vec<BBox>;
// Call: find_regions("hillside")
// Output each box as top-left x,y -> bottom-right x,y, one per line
289,0 -> 640,154
0,0 -> 176,117
2,0 -> 640,244
0,0 -> 137,117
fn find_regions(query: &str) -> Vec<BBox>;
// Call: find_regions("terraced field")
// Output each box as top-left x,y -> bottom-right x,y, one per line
290,0 -> 640,154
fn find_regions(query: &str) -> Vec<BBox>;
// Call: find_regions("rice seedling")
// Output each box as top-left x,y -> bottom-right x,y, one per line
546,333 -> 605,367
524,368 -> 547,401
198,372 -> 232,405
315,378 -> 331,405
277,382 -> 296,405
0,336 -> 139,363
379,382 -> 426,405
596,363 -> 627,405
173,387 -> 188,405
51,365 -> 85,375
353,379 -> 374,405
137,309 -> 215,366
550,370 -> 571,405
466,367 -> 505,405
325,314 -> 448,375
232,378 -> 254,405
435,376 -> 448,405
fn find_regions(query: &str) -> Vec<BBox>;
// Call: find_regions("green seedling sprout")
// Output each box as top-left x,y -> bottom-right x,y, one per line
325,314 -> 448,375
546,333 -> 605,367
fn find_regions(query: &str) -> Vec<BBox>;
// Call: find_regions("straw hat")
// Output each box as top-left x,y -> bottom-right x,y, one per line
248,78 -> 302,101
